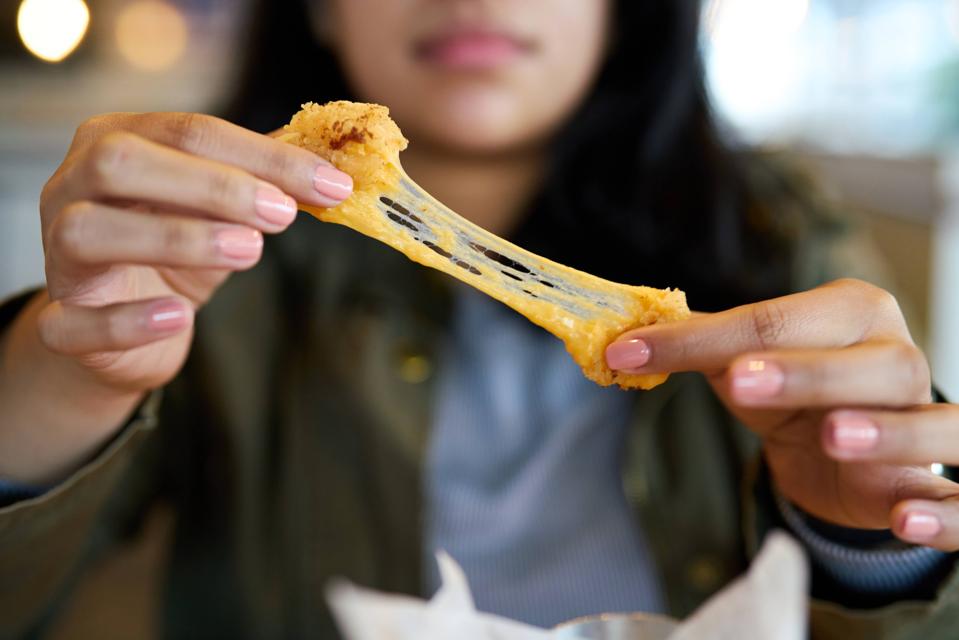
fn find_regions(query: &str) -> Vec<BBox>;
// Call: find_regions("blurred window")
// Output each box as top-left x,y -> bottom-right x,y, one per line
703,0 -> 959,153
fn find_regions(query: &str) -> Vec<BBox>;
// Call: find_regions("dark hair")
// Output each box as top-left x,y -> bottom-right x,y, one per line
223,0 -> 843,311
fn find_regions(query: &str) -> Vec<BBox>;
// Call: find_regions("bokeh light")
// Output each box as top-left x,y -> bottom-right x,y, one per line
115,0 -> 188,72
704,0 -> 810,136
706,0 -> 809,46
16,0 -> 90,63
948,0 -> 959,44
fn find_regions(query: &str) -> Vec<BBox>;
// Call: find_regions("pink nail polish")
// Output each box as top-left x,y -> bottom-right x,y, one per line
731,360 -> 784,400
254,186 -> 297,227
901,511 -> 941,540
215,228 -> 263,261
313,165 -> 353,205
606,338 -> 651,370
828,413 -> 879,453
147,300 -> 190,332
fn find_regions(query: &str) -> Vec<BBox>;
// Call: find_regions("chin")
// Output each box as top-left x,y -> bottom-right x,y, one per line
425,120 -> 531,156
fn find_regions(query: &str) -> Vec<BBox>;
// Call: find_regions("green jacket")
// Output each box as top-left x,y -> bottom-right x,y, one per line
1,213 -> 957,639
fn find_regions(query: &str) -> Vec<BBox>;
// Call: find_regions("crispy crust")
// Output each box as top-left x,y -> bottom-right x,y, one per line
282,101 -> 408,194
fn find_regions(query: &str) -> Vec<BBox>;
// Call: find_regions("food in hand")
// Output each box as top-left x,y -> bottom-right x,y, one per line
281,101 -> 689,389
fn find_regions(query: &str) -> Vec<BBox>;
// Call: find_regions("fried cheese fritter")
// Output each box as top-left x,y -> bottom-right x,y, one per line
282,101 -> 690,389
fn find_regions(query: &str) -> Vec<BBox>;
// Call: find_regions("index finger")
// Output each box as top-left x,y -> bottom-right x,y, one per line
605,281 -> 884,374
130,112 -> 352,209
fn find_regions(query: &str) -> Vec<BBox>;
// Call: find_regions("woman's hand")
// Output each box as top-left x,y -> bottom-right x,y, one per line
37,112 -> 352,393
606,278 -> 959,551
0,112 -> 351,483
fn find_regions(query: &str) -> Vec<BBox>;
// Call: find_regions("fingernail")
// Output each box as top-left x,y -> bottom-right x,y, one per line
606,338 -> 651,370
901,511 -> 941,540
313,165 -> 353,205
146,300 -> 190,332
731,360 -> 784,400
215,227 -> 263,261
254,186 -> 297,227
828,413 -> 879,453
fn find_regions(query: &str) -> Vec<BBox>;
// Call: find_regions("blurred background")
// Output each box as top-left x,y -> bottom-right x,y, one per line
1,0 -> 958,396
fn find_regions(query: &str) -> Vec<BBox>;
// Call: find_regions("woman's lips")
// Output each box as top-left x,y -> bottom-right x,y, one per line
415,31 -> 531,70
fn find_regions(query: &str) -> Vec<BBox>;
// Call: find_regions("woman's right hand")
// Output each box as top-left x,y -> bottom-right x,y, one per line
36,112 -> 353,394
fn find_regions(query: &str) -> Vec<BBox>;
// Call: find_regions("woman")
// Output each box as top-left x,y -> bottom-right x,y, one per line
0,0 -> 957,637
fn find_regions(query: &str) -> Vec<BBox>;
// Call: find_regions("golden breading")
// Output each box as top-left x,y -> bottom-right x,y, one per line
282,101 -> 690,389
284,101 -> 407,193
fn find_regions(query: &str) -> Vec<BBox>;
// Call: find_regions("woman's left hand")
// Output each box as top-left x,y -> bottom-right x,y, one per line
606,278 -> 959,551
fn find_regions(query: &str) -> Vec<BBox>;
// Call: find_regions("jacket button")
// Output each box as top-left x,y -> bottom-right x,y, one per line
396,353 -> 432,384
685,555 -> 724,592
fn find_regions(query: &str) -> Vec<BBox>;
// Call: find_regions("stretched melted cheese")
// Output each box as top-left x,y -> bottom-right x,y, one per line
282,101 -> 690,389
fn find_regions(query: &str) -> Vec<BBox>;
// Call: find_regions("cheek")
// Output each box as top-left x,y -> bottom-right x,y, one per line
332,4 -> 412,103
524,1 -> 610,136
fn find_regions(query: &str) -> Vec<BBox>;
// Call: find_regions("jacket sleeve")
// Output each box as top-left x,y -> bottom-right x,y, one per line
0,290 -> 164,637
806,575 -> 959,639
746,455 -> 959,639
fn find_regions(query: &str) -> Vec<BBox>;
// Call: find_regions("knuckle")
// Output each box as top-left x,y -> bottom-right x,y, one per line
896,418 -> 922,457
871,286 -> 901,317
893,342 -> 931,401
159,220 -> 197,261
794,354 -> 839,403
35,307 -> 65,353
831,277 -> 868,291
263,145 -> 295,177
202,170 -> 242,210
890,468 -> 929,507
72,114 -> 110,145
86,132 -> 138,189
77,114 -> 110,135
165,112 -> 214,153
75,115 -> 99,134
807,358 -> 835,399
832,278 -> 908,338
102,308 -> 127,346
72,114 -> 133,150
843,278 -> 902,316
50,202 -> 97,261
39,173 -> 62,216
748,301 -> 788,350
835,278 -> 885,303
